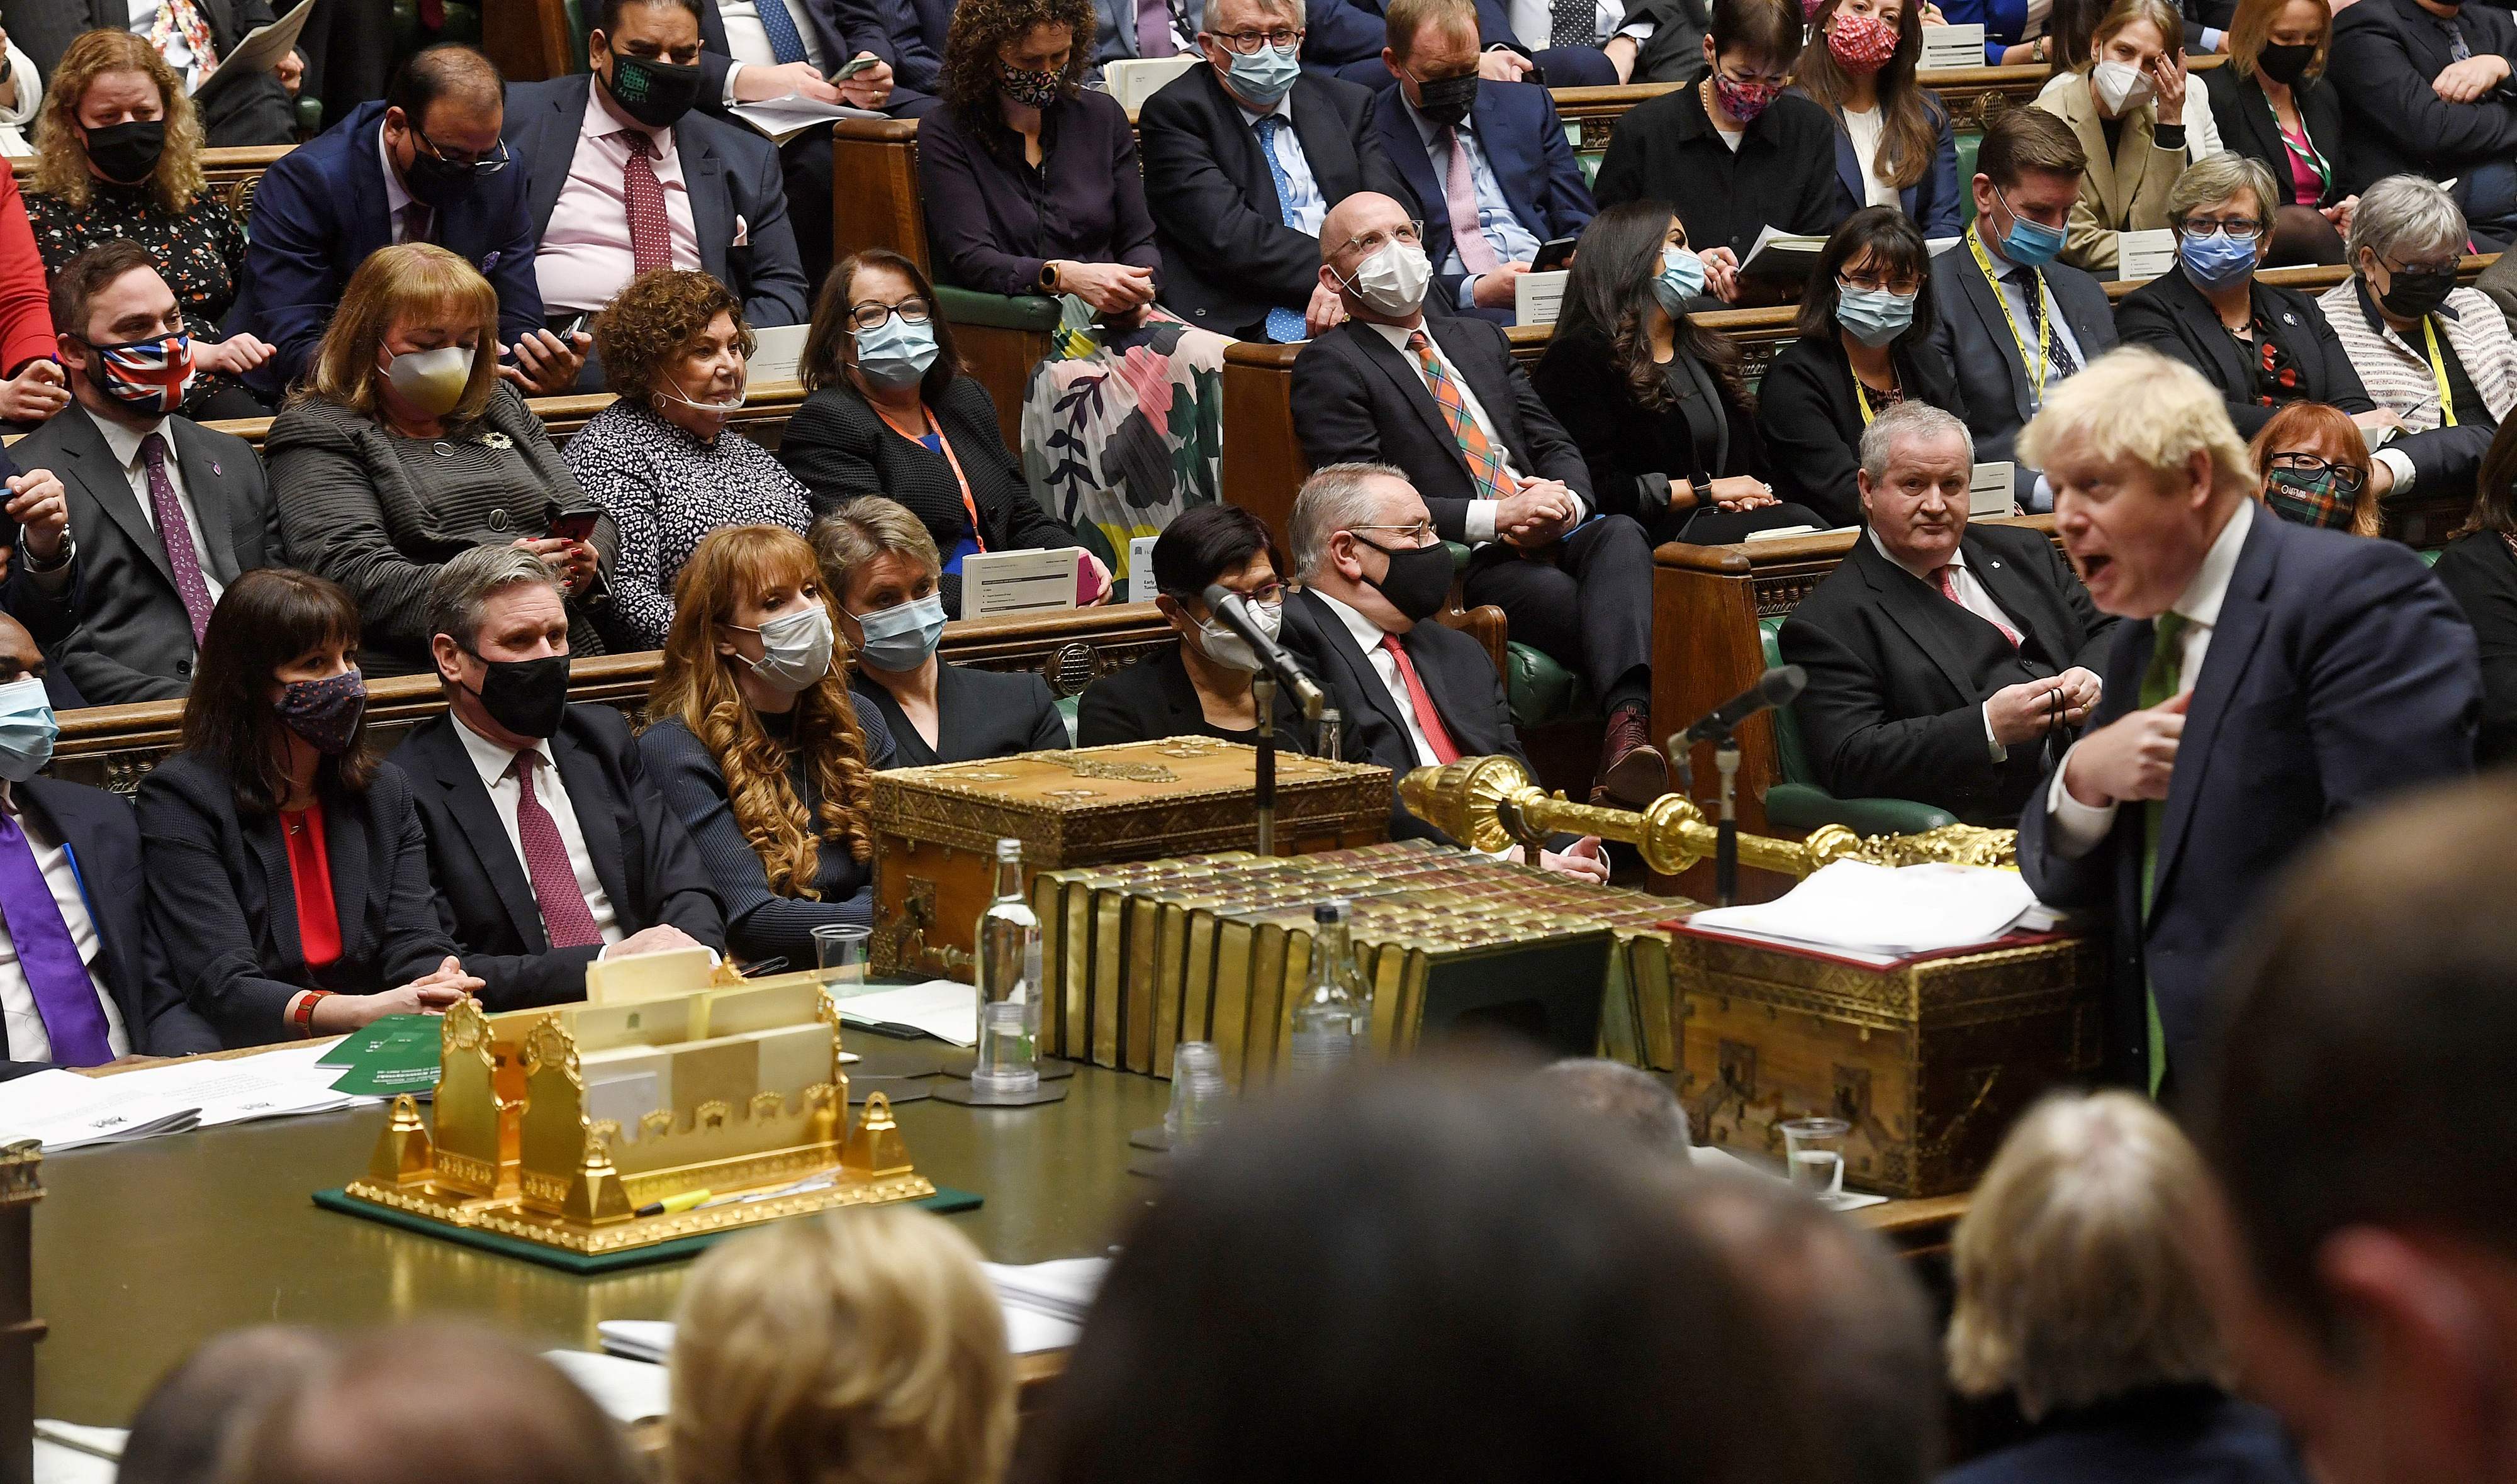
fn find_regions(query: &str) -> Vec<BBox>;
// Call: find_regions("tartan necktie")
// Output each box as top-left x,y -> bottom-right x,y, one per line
511,752 -> 604,950
1252,117 -> 1308,342
1934,564 -> 2021,648
0,812 -> 113,1068
754,0 -> 813,64
621,131 -> 673,277
1381,634 -> 1462,764
2137,610 -> 2187,1096
1406,330 -> 1513,502
141,434 -> 216,649
1442,126 -> 1502,277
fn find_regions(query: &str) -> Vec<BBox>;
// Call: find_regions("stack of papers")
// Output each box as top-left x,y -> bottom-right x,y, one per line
1683,861 -> 2041,965
0,1042 -> 376,1152
33,1421 -> 123,1484
598,1319 -> 674,1364
835,979 -> 980,1047
728,91 -> 883,143
543,1349 -> 672,1425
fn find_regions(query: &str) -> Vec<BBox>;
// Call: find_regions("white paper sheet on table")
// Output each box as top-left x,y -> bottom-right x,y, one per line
835,979 -> 980,1047
544,1349 -> 673,1425
596,1256 -> 1109,1362
598,1319 -> 674,1365
34,1420 -> 125,1484
0,1041 -> 374,1151
1685,861 -> 2038,960
982,1256 -> 1108,1324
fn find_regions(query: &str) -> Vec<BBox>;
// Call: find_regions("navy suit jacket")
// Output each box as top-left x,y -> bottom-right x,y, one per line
1927,237 -> 2117,504
230,100 -> 545,399
503,75 -> 812,329
2017,507 -> 2479,1088
694,0 -> 934,112
1809,89 -> 1961,239
1298,0 -> 1548,72
1374,81 -> 1596,321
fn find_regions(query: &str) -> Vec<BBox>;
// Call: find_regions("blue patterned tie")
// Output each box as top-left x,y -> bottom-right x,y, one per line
1253,116 -> 1309,343
756,0 -> 812,65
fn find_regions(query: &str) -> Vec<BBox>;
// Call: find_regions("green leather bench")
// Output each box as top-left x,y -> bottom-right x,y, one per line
1756,615 -> 1959,837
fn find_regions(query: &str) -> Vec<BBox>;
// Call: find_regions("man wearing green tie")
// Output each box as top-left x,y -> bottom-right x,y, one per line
2013,346 -> 2481,1100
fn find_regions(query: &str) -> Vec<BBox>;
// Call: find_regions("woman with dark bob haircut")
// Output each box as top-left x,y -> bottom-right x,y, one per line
568,268 -> 819,650
135,568 -> 485,1048
1757,206 -> 1966,527
1075,505 -> 1311,749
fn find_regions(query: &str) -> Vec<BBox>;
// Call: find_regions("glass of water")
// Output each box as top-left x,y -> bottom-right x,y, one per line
972,998 -> 1040,1095
812,924 -> 873,996
1165,1042 -> 1227,1149
1780,1117 -> 1851,1204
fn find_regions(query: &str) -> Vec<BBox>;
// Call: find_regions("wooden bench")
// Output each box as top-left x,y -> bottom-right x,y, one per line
6,145 -> 292,220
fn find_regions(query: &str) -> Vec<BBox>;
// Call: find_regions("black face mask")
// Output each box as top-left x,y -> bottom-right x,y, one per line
601,47 -> 705,130
2255,41 -> 2316,85
464,650 -> 571,739
1413,71 -> 1479,128
400,140 -> 478,210
83,119 -> 164,185
2379,264 -> 2458,321
1354,535 -> 1454,624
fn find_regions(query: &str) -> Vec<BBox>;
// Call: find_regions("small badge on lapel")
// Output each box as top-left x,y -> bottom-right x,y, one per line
2283,311 -> 2300,325
483,250 -> 502,271
211,460 -> 221,476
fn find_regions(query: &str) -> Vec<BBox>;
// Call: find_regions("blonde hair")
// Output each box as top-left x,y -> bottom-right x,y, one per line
2017,346 -> 2258,500
810,498 -> 944,608
1945,1092 -> 2234,1419
2086,0 -> 2185,67
648,526 -> 878,897
294,243 -> 502,428
2226,0 -> 2330,80
31,30 -> 206,212
668,1207 -> 1017,1484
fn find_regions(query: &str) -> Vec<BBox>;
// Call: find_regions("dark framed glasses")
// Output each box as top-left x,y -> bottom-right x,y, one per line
2266,451 -> 2367,494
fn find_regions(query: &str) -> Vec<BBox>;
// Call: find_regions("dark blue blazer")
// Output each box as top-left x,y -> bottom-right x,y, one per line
1940,1386 -> 2309,1484
694,0 -> 935,113
229,101 -> 544,401
503,75 -> 812,331
1807,89 -> 1961,239
2017,506 -> 2479,1088
866,0 -> 952,90
1374,81 -> 1596,321
1298,0 -> 1545,74
1933,0 -> 2027,62
1,777 -> 216,1075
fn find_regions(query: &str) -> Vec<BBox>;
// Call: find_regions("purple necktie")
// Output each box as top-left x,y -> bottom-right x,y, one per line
0,813 -> 112,1068
1136,0 -> 1178,56
512,752 -> 603,950
141,433 -> 215,647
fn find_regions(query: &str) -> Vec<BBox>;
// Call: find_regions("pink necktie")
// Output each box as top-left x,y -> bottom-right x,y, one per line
1935,566 -> 2021,649
1442,127 -> 1501,277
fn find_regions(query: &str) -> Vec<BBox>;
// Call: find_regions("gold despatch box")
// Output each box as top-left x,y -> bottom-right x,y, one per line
870,739 -> 1393,983
1671,928 -> 2105,1198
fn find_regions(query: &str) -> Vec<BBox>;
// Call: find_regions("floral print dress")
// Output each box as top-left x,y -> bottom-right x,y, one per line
25,181 -> 262,419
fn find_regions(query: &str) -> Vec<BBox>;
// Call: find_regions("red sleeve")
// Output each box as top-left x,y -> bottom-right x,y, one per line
0,161 -> 54,377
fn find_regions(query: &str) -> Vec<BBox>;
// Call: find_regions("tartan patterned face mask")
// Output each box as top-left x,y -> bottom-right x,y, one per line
2265,467 -> 2353,529
79,332 -> 193,416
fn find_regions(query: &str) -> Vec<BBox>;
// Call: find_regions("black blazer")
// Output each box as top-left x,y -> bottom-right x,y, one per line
1756,333 -> 1967,528
2115,265 -> 2375,439
1,778 -> 215,1074
1138,67 -> 1411,337
2429,528 -> 2517,766
1779,525 -> 2117,825
390,705 -> 728,1010
2328,0 -> 2517,198
778,376 -> 1080,616
1292,315 -> 1595,544
851,663 -> 1069,766
3,0 -> 294,146
1940,1386 -> 2309,1484
1074,642 -> 1311,750
1929,238 -> 2117,503
2202,65 -> 2346,209
1589,87 -> 1855,264
916,90 -> 1162,298
136,754 -> 466,1049
9,406 -> 277,705
1530,320 -> 1766,529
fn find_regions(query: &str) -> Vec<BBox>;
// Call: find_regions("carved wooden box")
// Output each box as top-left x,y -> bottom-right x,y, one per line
868,739 -> 1392,983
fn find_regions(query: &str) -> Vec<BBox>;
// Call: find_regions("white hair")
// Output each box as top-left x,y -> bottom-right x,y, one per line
1289,462 -> 1409,577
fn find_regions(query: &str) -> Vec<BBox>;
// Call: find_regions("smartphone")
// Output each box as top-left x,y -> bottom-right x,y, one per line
831,54 -> 878,79
1075,550 -> 1106,606
1531,237 -> 1578,272
547,506 -> 603,544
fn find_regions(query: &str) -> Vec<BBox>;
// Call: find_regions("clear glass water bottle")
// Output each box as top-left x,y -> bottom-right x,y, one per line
1287,899 -> 1367,1080
972,839 -> 1041,1093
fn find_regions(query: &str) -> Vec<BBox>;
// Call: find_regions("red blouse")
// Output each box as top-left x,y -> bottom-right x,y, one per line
280,801 -> 342,971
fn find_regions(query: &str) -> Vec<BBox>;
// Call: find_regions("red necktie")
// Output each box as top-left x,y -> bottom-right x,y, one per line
512,752 -> 604,950
1934,564 -> 2021,649
621,132 -> 673,277
1381,634 -> 1462,765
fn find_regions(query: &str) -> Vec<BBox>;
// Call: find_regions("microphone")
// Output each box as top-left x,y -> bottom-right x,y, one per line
1204,584 -> 1327,720
1674,665 -> 1807,746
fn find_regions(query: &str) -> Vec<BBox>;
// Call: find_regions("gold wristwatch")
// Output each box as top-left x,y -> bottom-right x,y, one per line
1038,260 -> 1062,293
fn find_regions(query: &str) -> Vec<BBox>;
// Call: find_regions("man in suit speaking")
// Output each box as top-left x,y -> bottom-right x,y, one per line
2016,347 -> 2480,1098
1781,402 -> 2117,827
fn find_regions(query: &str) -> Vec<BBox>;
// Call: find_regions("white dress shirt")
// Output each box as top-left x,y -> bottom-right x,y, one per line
451,713 -> 624,946
718,0 -> 830,104
0,783 -> 130,1064
1502,0 -> 1654,47
2044,497 -> 2253,857
1365,320 -> 1588,544
535,83 -> 705,315
1243,92 -> 1326,237
1404,103 -> 1544,306
1867,529 -> 2029,762
1314,588 -> 1445,767
93,413 -> 225,605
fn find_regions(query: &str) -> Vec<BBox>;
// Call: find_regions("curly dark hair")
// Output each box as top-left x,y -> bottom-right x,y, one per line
939,0 -> 1099,135
593,269 -> 756,406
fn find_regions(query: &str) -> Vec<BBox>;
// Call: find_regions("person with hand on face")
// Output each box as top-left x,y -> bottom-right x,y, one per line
639,527 -> 890,965
2017,346 -> 2477,1098
2029,0 -> 2193,273
2202,0 -> 2353,265
26,31 -> 272,420
567,269 -> 816,651
781,252 -> 1102,612
269,244 -> 613,676
135,568 -> 491,1049
1781,401 -> 2116,826
1792,0 -> 1963,238
2327,0 -> 2517,245
2249,401 -> 2378,536
814,499 -> 1067,764
392,545 -> 726,1008
1077,503 -> 1314,749
1293,190 -> 1669,806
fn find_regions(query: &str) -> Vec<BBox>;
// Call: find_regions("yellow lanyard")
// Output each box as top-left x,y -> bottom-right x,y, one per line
2423,316 -> 2460,428
1854,374 -> 1876,426
1968,225 -> 2051,399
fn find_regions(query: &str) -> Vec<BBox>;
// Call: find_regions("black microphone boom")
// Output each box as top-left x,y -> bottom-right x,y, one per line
1203,584 -> 1328,720
1676,665 -> 1807,746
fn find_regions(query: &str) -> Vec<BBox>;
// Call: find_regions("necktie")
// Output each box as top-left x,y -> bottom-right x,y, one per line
0,813 -> 112,1068
1380,634 -> 1462,764
1549,0 -> 1594,49
2448,21 -> 2472,61
142,433 -> 216,649
1442,126 -> 1502,277
399,201 -> 432,247
2136,610 -> 2187,1096
1407,330 -> 1513,502
1135,0 -> 1179,57
754,0 -> 812,64
2004,264 -> 2080,385
511,752 -> 604,950
1933,564 -> 2021,648
622,132 -> 673,277
1252,116 -> 1309,343
150,0 -> 222,77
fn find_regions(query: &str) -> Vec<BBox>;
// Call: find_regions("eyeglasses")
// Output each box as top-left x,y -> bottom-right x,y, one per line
2381,255 -> 2461,278
2177,216 -> 2265,240
1350,520 -> 1436,545
1838,269 -> 1920,296
1714,65 -> 1791,87
413,129 -> 510,174
1173,579 -> 1287,605
1211,26 -> 1302,52
1335,221 -> 1423,259
2266,451 -> 2367,493
846,298 -> 933,330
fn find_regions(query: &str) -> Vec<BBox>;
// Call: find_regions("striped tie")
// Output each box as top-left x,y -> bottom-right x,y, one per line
1406,330 -> 1512,503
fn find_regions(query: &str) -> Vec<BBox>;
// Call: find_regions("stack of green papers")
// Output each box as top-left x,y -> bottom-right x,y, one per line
322,1015 -> 445,1097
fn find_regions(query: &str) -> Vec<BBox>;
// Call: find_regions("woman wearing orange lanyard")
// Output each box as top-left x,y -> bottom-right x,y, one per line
781,249 -> 1111,618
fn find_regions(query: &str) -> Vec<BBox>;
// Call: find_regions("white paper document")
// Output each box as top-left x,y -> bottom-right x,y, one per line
727,91 -> 885,144
1685,861 -> 2039,959
1102,57 -> 1200,113
982,1256 -> 1109,1324
193,0 -> 316,99
1920,21 -> 1986,71
2117,228 -> 2178,283
1513,269 -> 1569,326
1970,461 -> 2017,515
1738,224 -> 1833,280
544,1349 -> 672,1425
598,1319 -> 675,1365
960,547 -> 1082,619
594,1258 -> 1108,1363
1127,535 -> 1158,602
746,323 -> 810,386
0,1042 -> 372,1152
834,979 -> 980,1047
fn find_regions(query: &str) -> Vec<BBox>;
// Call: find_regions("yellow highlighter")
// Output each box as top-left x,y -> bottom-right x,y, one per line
634,1189 -> 712,1218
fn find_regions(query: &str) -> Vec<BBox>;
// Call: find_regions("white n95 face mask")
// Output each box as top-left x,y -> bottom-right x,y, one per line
1196,598 -> 1282,673
1343,240 -> 1433,317
2090,59 -> 2155,114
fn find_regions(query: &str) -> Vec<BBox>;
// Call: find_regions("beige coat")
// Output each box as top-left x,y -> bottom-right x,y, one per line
2031,74 -> 2190,274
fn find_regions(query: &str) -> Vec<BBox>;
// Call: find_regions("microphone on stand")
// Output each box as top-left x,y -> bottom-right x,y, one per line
1204,585 -> 1326,720
1672,666 -> 1808,749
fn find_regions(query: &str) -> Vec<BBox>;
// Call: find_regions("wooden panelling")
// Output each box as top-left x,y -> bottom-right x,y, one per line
1219,341 -> 1308,553
484,0 -> 583,84
827,117 -> 931,276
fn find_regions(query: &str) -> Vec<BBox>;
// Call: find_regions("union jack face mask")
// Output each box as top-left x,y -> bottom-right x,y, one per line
78,333 -> 193,416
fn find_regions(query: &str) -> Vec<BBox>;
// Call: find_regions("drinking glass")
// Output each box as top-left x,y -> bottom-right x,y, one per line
1165,1042 -> 1227,1149
1780,1116 -> 1850,1203
812,923 -> 873,996
972,999 -> 1040,1095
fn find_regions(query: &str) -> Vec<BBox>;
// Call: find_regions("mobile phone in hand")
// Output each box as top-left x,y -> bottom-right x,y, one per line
1531,237 -> 1578,272
547,507 -> 603,544
831,54 -> 878,79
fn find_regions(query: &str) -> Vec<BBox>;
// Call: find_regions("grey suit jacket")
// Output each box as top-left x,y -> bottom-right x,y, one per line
11,405 -> 276,705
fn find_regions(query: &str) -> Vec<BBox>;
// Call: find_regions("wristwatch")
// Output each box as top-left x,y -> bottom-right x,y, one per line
1038,260 -> 1062,293
20,535 -> 70,574
2031,36 -> 2049,62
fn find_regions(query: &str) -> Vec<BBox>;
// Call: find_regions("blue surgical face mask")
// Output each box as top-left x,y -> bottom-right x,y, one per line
2178,226 -> 2259,294
1221,40 -> 1300,108
0,676 -> 55,783
1995,187 -> 2066,269
1836,284 -> 1917,347
1651,245 -> 1706,314
853,591 -> 948,672
853,313 -> 940,391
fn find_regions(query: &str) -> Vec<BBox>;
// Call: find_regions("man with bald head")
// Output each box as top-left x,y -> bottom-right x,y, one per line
1291,189 -> 1666,806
